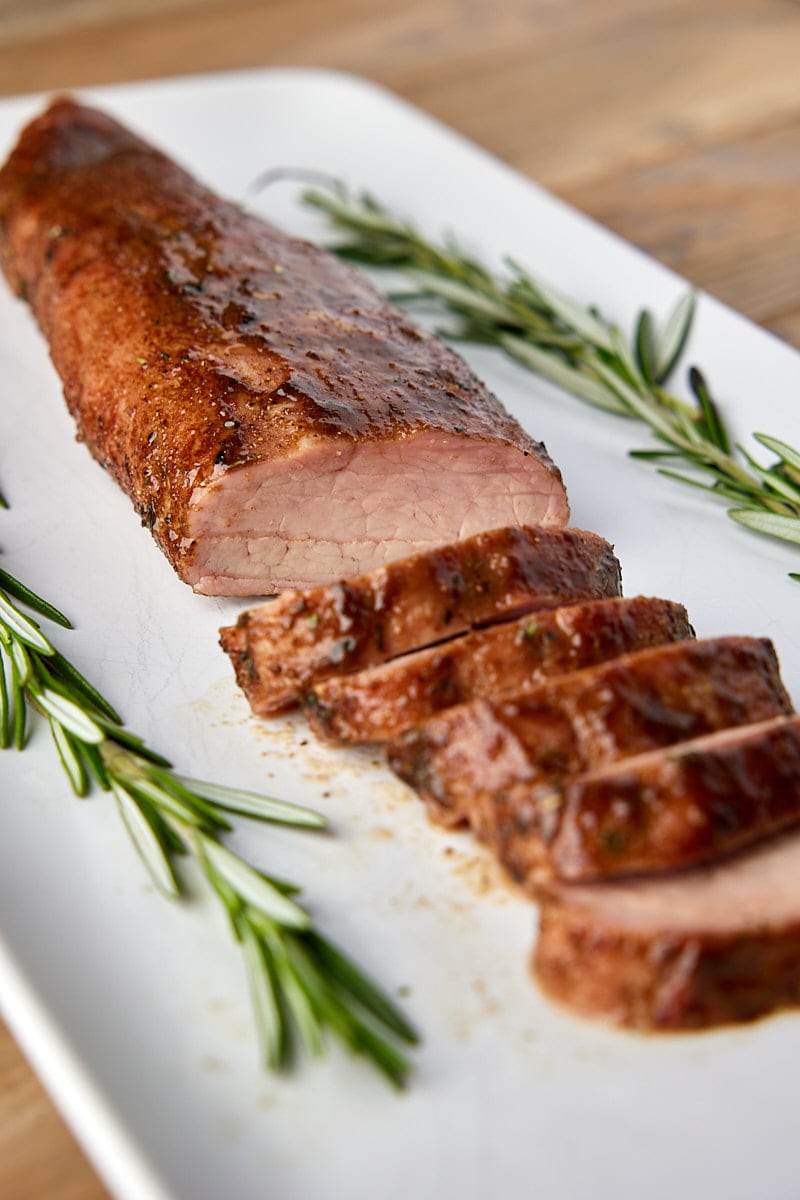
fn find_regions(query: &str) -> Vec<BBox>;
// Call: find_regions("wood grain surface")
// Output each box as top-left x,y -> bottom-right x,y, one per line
0,1 -> 798,1196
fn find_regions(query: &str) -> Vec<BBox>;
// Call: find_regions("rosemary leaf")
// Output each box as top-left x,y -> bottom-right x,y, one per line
729,509 -> 800,545
9,635 -> 31,686
0,651 -> 10,750
34,686 -> 105,744
653,290 -> 696,383
112,781 -> 181,897
0,592 -> 54,655
305,930 -> 418,1044
524,275 -> 614,352
126,776 -> 220,831
12,669 -> 26,750
266,928 -> 326,1058
735,445 -> 800,504
140,766 -> 233,831
634,309 -> 657,386
49,717 -> 89,796
500,334 -> 628,414
689,366 -> 731,454
754,433 -> 800,474
180,776 -> 327,829
200,835 -> 311,930
241,918 -> 287,1070
0,568 -> 72,628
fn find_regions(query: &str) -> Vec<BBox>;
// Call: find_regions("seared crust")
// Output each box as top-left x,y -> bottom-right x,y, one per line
535,895 -> 800,1030
386,637 -> 793,844
0,98 -> 567,592
548,714 -> 800,882
305,595 -> 694,743
534,814 -> 800,1030
220,525 -> 622,713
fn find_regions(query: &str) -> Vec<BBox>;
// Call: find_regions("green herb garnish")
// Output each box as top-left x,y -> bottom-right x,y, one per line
301,184 -> 800,575
0,563 -> 416,1086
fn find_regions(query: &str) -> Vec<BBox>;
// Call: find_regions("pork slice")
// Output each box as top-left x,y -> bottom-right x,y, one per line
386,637 -> 792,843
534,773 -> 800,1030
0,99 -> 568,595
221,525 -> 622,714
305,595 -> 693,743
544,712 -> 800,884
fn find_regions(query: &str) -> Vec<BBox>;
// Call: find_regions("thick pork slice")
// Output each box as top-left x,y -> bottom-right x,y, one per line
221,525 -> 622,713
386,637 -> 792,840
306,596 -> 693,743
544,715 -> 800,883
0,99 -> 568,595
535,748 -> 800,1030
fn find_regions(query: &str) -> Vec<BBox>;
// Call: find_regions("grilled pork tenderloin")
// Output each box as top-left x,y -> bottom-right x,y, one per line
305,595 -> 693,744
221,525 -> 622,713
386,636 -> 792,848
543,714 -> 800,883
534,719 -> 800,1030
0,98 -> 568,594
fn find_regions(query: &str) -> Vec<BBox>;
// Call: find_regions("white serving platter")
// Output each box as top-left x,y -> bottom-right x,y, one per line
1,67 -> 800,1200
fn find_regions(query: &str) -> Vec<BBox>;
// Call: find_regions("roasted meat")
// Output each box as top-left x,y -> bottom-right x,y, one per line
386,636 -> 792,842
534,725 -> 800,1030
221,525 -> 622,713
305,595 -> 693,743
0,98 -> 569,594
541,714 -> 800,883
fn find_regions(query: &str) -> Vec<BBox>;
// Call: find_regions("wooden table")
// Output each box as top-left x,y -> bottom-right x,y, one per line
0,1 -> 798,1195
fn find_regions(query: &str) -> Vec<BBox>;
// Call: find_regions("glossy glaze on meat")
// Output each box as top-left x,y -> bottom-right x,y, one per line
535,737 -> 800,1030
386,636 -> 792,840
305,595 -> 693,743
220,525 -> 622,713
0,99 -> 569,594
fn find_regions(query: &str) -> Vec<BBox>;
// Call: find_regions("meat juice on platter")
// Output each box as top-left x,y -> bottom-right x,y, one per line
1,96 -> 800,1036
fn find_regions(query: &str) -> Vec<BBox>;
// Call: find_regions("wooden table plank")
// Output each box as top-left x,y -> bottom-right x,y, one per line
0,0 -> 797,344
0,1020 -> 109,1199
563,120 -> 800,342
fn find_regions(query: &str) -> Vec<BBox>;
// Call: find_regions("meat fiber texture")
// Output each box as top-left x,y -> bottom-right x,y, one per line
220,525 -> 623,713
535,720 -> 800,1030
306,596 -> 694,743
0,98 -> 569,595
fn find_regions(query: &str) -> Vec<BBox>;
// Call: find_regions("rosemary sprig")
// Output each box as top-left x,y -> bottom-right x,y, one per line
0,566 -> 416,1086
301,184 -> 800,571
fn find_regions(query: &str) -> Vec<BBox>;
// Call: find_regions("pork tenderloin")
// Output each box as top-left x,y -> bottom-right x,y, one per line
305,595 -> 693,743
534,775 -> 800,1030
221,525 -> 622,713
0,98 -> 568,594
386,637 -> 792,848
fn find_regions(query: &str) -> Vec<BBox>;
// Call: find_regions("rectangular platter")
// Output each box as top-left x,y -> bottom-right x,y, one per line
1,67 -> 800,1200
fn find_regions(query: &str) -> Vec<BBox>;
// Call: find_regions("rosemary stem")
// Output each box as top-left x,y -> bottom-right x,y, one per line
300,183 -> 800,574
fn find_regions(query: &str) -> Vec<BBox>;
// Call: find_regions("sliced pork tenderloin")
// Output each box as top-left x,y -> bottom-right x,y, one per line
541,714 -> 800,883
305,595 -> 693,744
386,637 -> 792,842
0,99 -> 568,595
534,781 -> 800,1031
221,525 -> 622,714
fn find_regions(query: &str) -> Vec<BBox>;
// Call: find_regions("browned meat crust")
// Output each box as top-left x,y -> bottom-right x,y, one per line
545,713 -> 800,882
220,525 -> 622,713
305,595 -> 694,743
386,637 -> 792,848
535,801 -> 800,1030
0,98 -> 568,594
